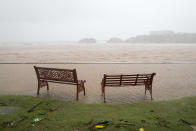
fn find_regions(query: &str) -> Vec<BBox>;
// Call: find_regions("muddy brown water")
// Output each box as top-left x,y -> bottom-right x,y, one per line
0,64 -> 196,104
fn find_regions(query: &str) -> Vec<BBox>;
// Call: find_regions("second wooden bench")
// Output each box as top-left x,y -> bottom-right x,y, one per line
101,73 -> 156,102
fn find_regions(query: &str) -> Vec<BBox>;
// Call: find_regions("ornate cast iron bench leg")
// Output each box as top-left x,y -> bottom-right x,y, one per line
37,81 -> 49,95
46,82 -> 49,91
149,85 -> 152,100
103,86 -> 106,103
145,84 -> 153,100
76,80 -> 86,101
37,82 -> 40,95
101,80 -> 104,96
76,85 -> 79,101
82,80 -> 86,96
101,80 -> 106,103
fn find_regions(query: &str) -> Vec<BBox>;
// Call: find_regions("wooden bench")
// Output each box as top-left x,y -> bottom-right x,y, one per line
101,73 -> 156,102
34,66 -> 86,101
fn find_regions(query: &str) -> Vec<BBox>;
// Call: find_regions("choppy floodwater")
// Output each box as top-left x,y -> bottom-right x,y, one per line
1,43 -> 196,103
0,43 -> 196,63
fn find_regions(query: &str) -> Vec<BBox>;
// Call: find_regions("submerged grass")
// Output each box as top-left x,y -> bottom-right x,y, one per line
0,95 -> 196,131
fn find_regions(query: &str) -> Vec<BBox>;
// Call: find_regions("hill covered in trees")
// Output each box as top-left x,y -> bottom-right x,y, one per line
78,31 -> 196,44
126,31 -> 196,43
79,38 -> 96,43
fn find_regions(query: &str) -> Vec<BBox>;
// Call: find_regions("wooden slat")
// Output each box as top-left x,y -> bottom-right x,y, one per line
103,73 -> 155,87
121,81 -> 139,84
106,82 -> 121,85
121,83 -> 144,85
121,82 -> 135,85
40,78 -> 74,83
105,79 -> 148,82
121,74 -> 137,76
121,80 -> 141,82
121,78 -> 137,80
106,76 -> 121,79
42,80 -> 76,85
120,83 -> 136,85
105,84 -> 121,86
122,74 -> 152,76
106,79 -> 120,81
122,76 -> 148,79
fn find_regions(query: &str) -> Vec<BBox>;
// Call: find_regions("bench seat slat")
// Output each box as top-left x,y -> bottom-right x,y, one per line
121,74 -> 153,76
105,79 -> 135,82
121,78 -> 147,81
106,74 -> 152,77
106,82 -> 148,86
105,79 -> 149,82
104,85 -> 119,87
40,79 -> 77,85
105,82 -> 121,84
105,77 -> 121,79
121,82 -> 144,85
106,76 -> 151,79
121,82 -> 144,84
40,78 -> 76,83
122,76 -> 149,79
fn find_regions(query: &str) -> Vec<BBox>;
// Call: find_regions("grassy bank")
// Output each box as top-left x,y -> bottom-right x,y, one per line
0,95 -> 196,131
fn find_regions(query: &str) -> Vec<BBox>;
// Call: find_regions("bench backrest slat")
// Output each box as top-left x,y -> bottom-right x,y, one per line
34,66 -> 78,84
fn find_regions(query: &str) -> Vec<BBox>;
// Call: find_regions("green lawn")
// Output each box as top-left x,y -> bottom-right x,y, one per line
0,95 -> 196,131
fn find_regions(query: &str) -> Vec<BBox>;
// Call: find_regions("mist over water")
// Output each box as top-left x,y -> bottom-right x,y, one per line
0,0 -> 196,42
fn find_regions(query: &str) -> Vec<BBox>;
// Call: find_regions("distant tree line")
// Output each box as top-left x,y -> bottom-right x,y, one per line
78,31 -> 196,43
79,38 -> 96,43
126,31 -> 196,43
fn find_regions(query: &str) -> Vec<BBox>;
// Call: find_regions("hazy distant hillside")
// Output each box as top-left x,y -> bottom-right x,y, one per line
107,37 -> 123,43
79,38 -> 96,43
126,31 -> 196,43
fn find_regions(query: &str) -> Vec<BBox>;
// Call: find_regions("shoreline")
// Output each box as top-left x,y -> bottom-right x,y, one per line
1,62 -> 196,64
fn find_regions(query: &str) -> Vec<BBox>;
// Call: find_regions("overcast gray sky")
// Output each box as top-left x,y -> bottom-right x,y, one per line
0,0 -> 195,42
